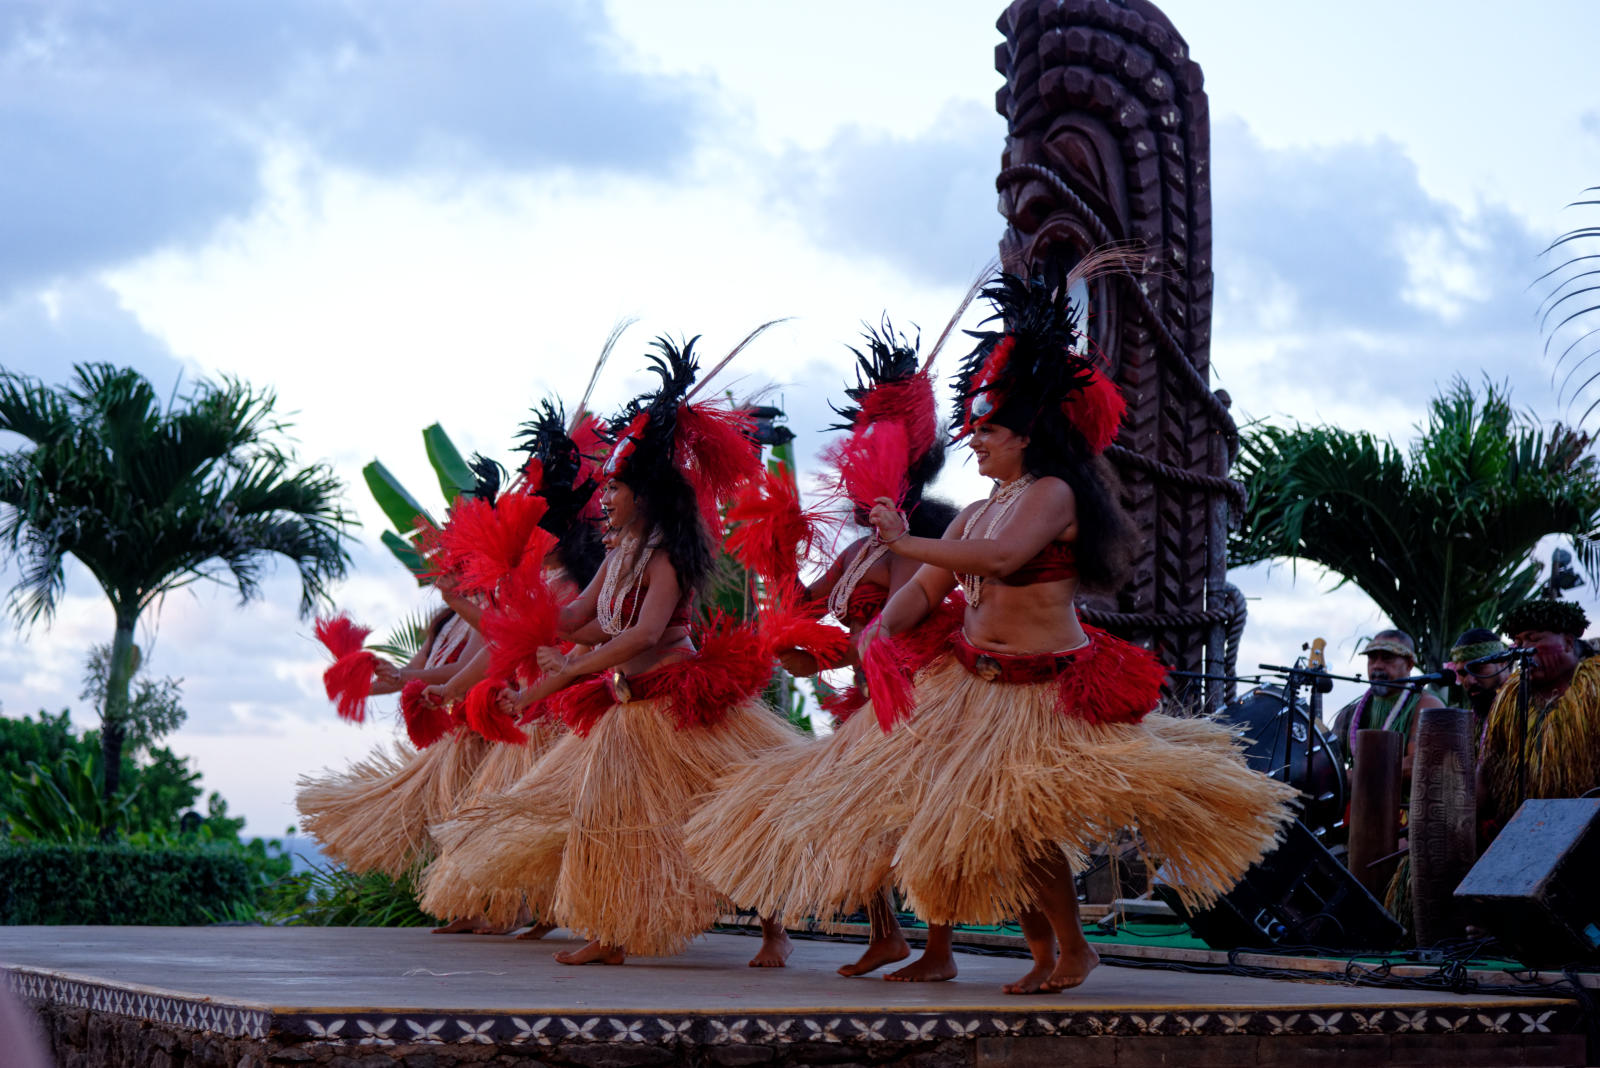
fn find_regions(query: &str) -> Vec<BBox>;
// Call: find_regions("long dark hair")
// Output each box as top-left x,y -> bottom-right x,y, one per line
619,464 -> 714,598
908,494 -> 959,539
994,411 -> 1132,593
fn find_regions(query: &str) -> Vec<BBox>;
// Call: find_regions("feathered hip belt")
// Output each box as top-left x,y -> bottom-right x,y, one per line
548,620 -> 771,736
952,625 -> 1166,726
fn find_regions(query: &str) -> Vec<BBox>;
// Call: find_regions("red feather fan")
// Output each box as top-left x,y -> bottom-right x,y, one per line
675,402 -> 761,528
462,679 -> 526,745
724,463 -> 828,589
858,624 -> 917,731
848,593 -> 964,732
823,420 -> 910,511
480,561 -> 561,684
1059,366 -> 1126,455
315,615 -> 378,723
1056,624 -> 1166,725
432,491 -> 554,597
399,679 -> 454,749
757,597 -> 851,667
315,615 -> 368,660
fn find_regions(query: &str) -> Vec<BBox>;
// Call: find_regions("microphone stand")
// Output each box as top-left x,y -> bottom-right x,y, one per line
1258,661 -> 1336,795
1465,647 -> 1538,813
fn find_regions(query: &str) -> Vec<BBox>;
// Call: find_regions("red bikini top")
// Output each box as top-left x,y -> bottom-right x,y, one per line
998,542 -> 1078,586
843,581 -> 889,627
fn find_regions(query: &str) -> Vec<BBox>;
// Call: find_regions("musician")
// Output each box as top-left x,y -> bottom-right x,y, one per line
1329,629 -> 1443,781
1478,600 -> 1600,840
1443,628 -> 1509,743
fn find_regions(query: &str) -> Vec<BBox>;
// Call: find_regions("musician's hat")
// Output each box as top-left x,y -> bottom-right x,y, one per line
1358,631 -> 1416,662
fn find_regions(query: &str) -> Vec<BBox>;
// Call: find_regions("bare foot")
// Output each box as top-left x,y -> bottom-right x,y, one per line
1003,959 -> 1058,995
1039,942 -> 1099,992
749,927 -> 793,968
837,936 -> 910,977
431,916 -> 484,934
554,939 -> 625,965
885,950 -> 957,982
515,923 -> 557,941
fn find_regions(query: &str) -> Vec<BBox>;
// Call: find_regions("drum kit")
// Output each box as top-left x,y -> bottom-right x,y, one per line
1180,638 -> 1376,845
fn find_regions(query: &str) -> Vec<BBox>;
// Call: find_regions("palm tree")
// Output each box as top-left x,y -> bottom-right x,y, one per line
0,363 -> 354,823
1230,378 -> 1600,670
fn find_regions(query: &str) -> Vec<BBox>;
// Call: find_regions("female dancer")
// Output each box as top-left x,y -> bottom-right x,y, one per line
688,324 -> 964,980
413,403 -> 607,933
298,404 -> 603,931
848,271 -> 1296,994
295,581 -> 491,887
421,338 -> 798,966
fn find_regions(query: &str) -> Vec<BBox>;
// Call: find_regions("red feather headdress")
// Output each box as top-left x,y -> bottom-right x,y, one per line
953,257 -> 1140,456
825,320 -> 942,513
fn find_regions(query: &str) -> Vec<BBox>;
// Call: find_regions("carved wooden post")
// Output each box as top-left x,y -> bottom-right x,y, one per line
1409,707 -> 1476,945
994,0 -> 1244,709
1348,729 -> 1403,900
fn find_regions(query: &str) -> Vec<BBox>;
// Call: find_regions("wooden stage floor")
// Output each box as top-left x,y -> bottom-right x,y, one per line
3,925 -> 1592,1066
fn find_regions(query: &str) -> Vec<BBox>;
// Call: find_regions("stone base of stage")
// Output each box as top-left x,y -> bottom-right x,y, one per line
4,926 -> 1590,1067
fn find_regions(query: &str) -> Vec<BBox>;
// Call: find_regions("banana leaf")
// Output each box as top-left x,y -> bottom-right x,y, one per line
423,423 -> 476,504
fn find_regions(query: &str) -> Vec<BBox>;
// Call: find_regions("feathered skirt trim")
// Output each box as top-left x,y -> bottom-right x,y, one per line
883,653 -> 1298,925
420,693 -> 797,956
294,728 -> 490,878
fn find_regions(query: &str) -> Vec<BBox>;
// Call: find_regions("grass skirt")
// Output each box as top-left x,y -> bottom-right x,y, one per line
420,696 -> 797,955
414,720 -> 566,921
295,729 -> 490,879
685,703 -> 902,924
884,658 -> 1298,924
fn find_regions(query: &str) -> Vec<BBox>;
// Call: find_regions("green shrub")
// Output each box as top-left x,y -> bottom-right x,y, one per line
0,841 -> 256,925
261,864 -> 436,927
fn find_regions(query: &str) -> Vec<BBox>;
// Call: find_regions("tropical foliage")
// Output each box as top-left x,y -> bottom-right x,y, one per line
1539,185 -> 1600,424
0,707 -> 240,842
260,864 -> 436,927
0,363 -> 354,818
1230,378 -> 1600,669
365,421 -> 481,579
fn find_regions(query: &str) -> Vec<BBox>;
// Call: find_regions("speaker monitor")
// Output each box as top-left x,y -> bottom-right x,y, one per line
1156,819 -> 1404,951
1455,797 -> 1600,966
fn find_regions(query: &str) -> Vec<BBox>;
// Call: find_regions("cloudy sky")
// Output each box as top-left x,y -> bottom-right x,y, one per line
2,0 -> 1598,837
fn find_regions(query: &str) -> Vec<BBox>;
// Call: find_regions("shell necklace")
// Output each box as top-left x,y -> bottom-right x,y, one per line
828,537 -> 891,622
958,474 -> 1036,608
597,534 -> 656,636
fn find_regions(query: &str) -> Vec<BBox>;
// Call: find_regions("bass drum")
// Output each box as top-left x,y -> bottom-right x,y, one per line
1216,686 -> 1347,841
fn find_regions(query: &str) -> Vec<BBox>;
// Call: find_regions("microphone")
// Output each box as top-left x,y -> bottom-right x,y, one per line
1466,647 -> 1532,668
1397,667 -> 1456,686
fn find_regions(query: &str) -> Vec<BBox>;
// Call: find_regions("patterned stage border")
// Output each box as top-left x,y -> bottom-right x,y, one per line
5,963 -> 1582,1049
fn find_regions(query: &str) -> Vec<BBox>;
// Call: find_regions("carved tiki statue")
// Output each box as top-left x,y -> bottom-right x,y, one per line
995,0 -> 1244,706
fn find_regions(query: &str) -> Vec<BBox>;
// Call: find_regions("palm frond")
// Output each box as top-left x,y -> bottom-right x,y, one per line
1232,377 -> 1600,667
